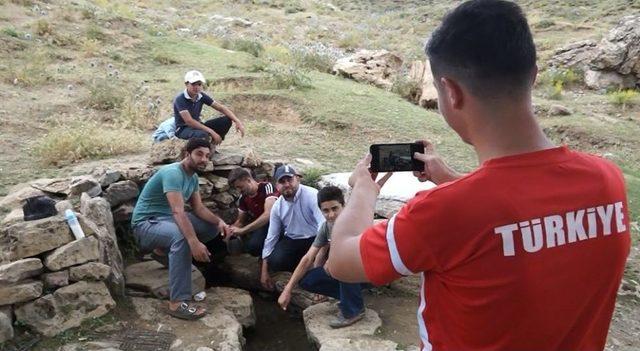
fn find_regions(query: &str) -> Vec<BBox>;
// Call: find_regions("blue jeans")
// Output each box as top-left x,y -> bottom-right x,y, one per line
133,213 -> 219,302
245,224 -> 269,257
299,266 -> 364,319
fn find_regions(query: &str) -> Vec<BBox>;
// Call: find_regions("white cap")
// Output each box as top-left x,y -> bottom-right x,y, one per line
184,70 -> 206,84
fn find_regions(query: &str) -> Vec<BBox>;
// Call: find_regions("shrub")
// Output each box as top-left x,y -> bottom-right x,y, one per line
86,24 -> 106,41
35,121 -> 147,166
34,19 -> 53,36
85,79 -> 125,110
116,94 -> 161,131
291,49 -> 334,73
221,37 -> 264,57
152,51 -> 179,65
2,27 -> 19,38
539,67 -> 581,87
300,167 -> 327,188
549,81 -> 564,100
2,49 -> 52,86
608,89 -> 639,110
262,63 -> 312,89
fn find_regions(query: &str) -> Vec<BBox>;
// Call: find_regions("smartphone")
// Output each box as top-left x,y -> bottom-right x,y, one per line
369,143 -> 424,172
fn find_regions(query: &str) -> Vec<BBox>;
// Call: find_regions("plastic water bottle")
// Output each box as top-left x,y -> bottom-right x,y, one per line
65,209 -> 85,240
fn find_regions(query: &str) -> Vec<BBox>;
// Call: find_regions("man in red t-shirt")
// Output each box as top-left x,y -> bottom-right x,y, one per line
326,1 -> 631,350
228,168 -> 279,257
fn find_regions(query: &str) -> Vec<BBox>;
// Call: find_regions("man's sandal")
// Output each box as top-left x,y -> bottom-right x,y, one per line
166,302 -> 206,320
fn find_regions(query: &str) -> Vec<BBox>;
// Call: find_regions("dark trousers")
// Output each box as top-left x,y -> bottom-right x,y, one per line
268,236 -> 315,272
300,266 -> 364,319
245,225 -> 269,257
175,115 -> 232,141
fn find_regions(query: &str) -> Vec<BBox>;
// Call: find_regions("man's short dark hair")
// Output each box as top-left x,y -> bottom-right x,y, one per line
228,167 -> 253,185
185,138 -> 210,154
425,0 -> 536,98
317,186 -> 345,208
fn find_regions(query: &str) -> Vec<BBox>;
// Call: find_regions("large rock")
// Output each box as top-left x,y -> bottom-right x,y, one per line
584,69 -> 636,90
0,306 -> 13,343
1,208 -> 23,226
112,202 -> 134,223
91,167 -> 123,187
408,59 -> 438,108
44,236 -> 100,271
80,194 -> 125,295
319,337 -> 398,351
103,180 -> 139,207
14,281 -> 115,337
69,176 -> 101,197
69,262 -> 111,281
333,50 -> 403,89
212,153 -> 244,166
0,258 -> 43,284
241,149 -> 261,168
205,287 -> 256,328
131,296 -> 245,351
0,280 -> 42,305
124,260 -> 205,299
113,162 -> 156,184
30,178 -> 72,196
319,172 -> 436,218
0,215 -> 74,264
548,40 -> 598,71
199,177 -> 214,198
43,271 -> 70,289
213,192 -> 235,207
149,138 -> 187,165
303,302 -> 382,348
206,174 -> 230,193
0,185 -> 45,210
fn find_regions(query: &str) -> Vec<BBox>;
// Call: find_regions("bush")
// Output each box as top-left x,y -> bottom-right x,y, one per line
152,51 -> 179,65
291,49 -> 334,73
300,167 -> 327,188
35,121 -> 146,165
86,24 -> 106,41
608,89 -> 639,110
2,27 -> 19,38
539,67 -> 581,87
117,94 -> 161,131
34,19 -> 53,36
85,79 -> 125,110
262,63 -> 312,89
221,37 -> 264,57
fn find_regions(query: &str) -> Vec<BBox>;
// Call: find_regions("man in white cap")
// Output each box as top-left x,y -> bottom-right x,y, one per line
173,70 -> 245,145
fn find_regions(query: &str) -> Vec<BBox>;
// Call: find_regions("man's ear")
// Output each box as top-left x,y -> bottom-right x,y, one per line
440,77 -> 464,110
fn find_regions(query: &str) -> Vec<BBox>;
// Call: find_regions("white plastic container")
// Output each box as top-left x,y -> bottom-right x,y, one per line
64,209 -> 85,240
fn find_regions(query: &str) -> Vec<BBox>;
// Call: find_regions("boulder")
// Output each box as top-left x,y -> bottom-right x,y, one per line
584,69 -> 636,90
30,178 -> 72,196
548,40 -> 598,71
205,287 -> 256,328
124,260 -> 205,299
212,153 -> 244,166
103,181 -> 139,207
14,281 -> 115,337
0,306 -> 13,343
149,139 -> 187,165
0,215 -> 74,264
408,59 -> 438,108
113,162 -> 156,184
69,262 -> 111,281
590,15 -> 640,77
319,337 -> 398,351
319,172 -> 436,218
0,280 -> 42,305
549,104 -> 573,116
0,185 -> 45,210
131,296 -> 245,350
1,208 -> 23,226
44,236 -> 100,271
303,302 -> 382,348
69,176 -> 101,197
0,258 -> 43,284
206,174 -> 230,193
43,271 -> 70,289
91,167 -> 123,187
80,194 -> 125,295
333,50 -> 403,89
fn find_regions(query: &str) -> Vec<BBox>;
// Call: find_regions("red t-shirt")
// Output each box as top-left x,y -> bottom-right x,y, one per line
360,146 -> 630,351
238,182 -> 279,218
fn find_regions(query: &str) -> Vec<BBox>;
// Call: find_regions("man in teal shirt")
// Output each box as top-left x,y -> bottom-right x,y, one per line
132,138 -> 231,320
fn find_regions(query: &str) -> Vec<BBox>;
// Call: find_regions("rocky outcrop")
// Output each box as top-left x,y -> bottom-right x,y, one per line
0,280 -> 42,305
333,50 -> 403,89
0,216 -> 74,263
0,306 -> 13,343
149,138 -> 187,165
549,15 -> 640,90
102,180 -> 139,207
43,236 -> 100,271
0,258 -> 43,284
408,59 -> 438,108
14,281 -> 115,337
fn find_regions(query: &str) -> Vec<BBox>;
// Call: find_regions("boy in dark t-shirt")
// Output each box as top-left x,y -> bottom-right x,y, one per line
173,70 -> 245,145
228,168 -> 279,257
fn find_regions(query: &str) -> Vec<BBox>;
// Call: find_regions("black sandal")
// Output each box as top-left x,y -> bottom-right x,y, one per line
166,302 -> 206,320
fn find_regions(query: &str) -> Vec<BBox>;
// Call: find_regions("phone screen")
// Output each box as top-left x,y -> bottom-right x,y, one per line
370,143 -> 424,172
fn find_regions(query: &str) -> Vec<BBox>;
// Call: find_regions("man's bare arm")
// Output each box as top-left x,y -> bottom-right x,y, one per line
166,191 -> 211,262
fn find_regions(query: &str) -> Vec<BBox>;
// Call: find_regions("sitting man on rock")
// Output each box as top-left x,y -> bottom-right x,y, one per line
174,70 -> 245,145
131,137 -> 232,320
277,186 -> 367,328
260,164 -> 325,290
227,167 -> 280,257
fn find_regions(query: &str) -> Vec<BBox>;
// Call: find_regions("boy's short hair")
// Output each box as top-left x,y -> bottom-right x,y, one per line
425,0 -> 536,98
317,186 -> 345,208
227,167 -> 253,185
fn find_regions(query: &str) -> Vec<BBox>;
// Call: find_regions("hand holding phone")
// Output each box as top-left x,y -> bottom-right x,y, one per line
369,143 -> 425,173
